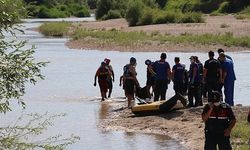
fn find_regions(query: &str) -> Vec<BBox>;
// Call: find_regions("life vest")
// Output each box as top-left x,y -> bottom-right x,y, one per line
205,103 -> 234,134
98,67 -> 109,80
123,64 -> 132,78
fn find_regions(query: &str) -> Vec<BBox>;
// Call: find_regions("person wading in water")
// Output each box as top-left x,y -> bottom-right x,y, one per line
94,62 -> 111,101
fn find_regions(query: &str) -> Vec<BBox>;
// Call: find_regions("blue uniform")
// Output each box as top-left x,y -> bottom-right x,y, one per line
221,59 -> 236,106
188,62 -> 201,107
153,60 -> 170,101
172,63 -> 185,95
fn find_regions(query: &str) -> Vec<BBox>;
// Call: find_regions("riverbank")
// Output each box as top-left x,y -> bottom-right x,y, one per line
98,99 -> 250,150
64,15 -> 250,52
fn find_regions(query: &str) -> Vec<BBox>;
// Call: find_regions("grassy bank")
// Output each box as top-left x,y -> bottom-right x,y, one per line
72,29 -> 250,48
39,22 -> 250,48
39,22 -> 70,37
231,110 -> 250,150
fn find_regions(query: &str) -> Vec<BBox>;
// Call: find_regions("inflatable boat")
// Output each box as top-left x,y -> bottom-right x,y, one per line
132,93 -> 187,115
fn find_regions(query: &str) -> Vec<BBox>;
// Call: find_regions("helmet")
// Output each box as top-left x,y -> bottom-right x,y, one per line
211,91 -> 221,102
130,57 -> 136,64
145,59 -> 151,65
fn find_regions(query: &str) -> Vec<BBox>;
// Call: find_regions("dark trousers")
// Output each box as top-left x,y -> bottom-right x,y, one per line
205,132 -> 232,150
188,83 -> 201,107
173,81 -> 184,95
154,79 -> 168,101
206,80 -> 219,102
224,81 -> 235,106
108,78 -> 113,97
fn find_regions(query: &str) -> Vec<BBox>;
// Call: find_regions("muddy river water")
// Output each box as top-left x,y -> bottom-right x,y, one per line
1,16 -> 250,149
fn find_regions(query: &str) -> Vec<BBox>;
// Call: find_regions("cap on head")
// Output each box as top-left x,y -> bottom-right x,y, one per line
211,91 -> 221,103
145,59 -> 152,65
130,57 -> 136,64
208,51 -> 214,57
217,48 -> 224,54
160,53 -> 167,60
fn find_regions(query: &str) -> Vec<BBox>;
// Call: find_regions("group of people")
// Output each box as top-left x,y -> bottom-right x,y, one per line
94,49 -> 236,108
93,50 -> 250,150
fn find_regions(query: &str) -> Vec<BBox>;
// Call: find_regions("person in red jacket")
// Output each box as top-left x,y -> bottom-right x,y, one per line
94,62 -> 111,101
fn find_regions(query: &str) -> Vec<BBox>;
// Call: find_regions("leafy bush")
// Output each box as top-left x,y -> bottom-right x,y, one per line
102,9 -> 122,20
180,12 -> 204,23
73,6 -> 90,17
138,7 -> 153,25
26,4 -> 40,17
217,1 -> 230,13
125,0 -> 144,26
95,0 -> 113,19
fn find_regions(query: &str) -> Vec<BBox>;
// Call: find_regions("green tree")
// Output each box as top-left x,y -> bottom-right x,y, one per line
0,0 -> 47,113
95,0 -> 113,19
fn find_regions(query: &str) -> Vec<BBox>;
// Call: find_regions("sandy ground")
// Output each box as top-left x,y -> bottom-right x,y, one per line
98,98 -> 249,150
67,15 -> 250,52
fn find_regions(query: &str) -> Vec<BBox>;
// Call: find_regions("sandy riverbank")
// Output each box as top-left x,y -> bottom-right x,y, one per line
67,15 -> 250,52
98,99 -> 249,150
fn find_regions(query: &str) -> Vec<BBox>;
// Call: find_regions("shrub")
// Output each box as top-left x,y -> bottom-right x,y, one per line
180,12 -> 204,23
125,0 -> 144,26
26,5 -> 40,17
217,1 -> 230,13
138,7 -> 153,25
74,6 -> 90,17
102,9 -> 122,20
95,0 -> 113,20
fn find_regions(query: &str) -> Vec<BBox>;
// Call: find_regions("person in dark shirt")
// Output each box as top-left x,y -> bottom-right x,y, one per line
194,56 -> 204,106
172,57 -> 185,95
94,62 -> 111,101
202,91 -> 236,150
145,59 -> 156,98
188,56 -> 201,107
203,51 -> 222,102
104,58 -> 115,98
152,53 -> 171,101
123,57 -> 140,108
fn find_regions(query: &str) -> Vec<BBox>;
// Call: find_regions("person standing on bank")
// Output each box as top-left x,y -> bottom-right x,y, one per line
123,57 -> 140,108
194,56 -> 204,106
94,62 -> 111,101
172,57 -> 185,95
202,91 -> 236,150
152,53 -> 171,101
104,58 -> 115,98
188,56 -> 201,107
145,59 -> 156,98
219,52 -> 236,106
203,51 -> 222,103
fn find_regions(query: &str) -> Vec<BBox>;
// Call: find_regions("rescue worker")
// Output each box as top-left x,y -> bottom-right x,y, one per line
194,56 -> 204,106
219,52 -> 236,106
188,56 -> 201,107
94,62 -> 111,101
203,51 -> 222,102
172,57 -> 185,95
123,57 -> 140,108
145,59 -> 156,98
152,53 -> 171,101
217,48 -> 233,62
104,58 -> 115,98
202,91 -> 236,150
